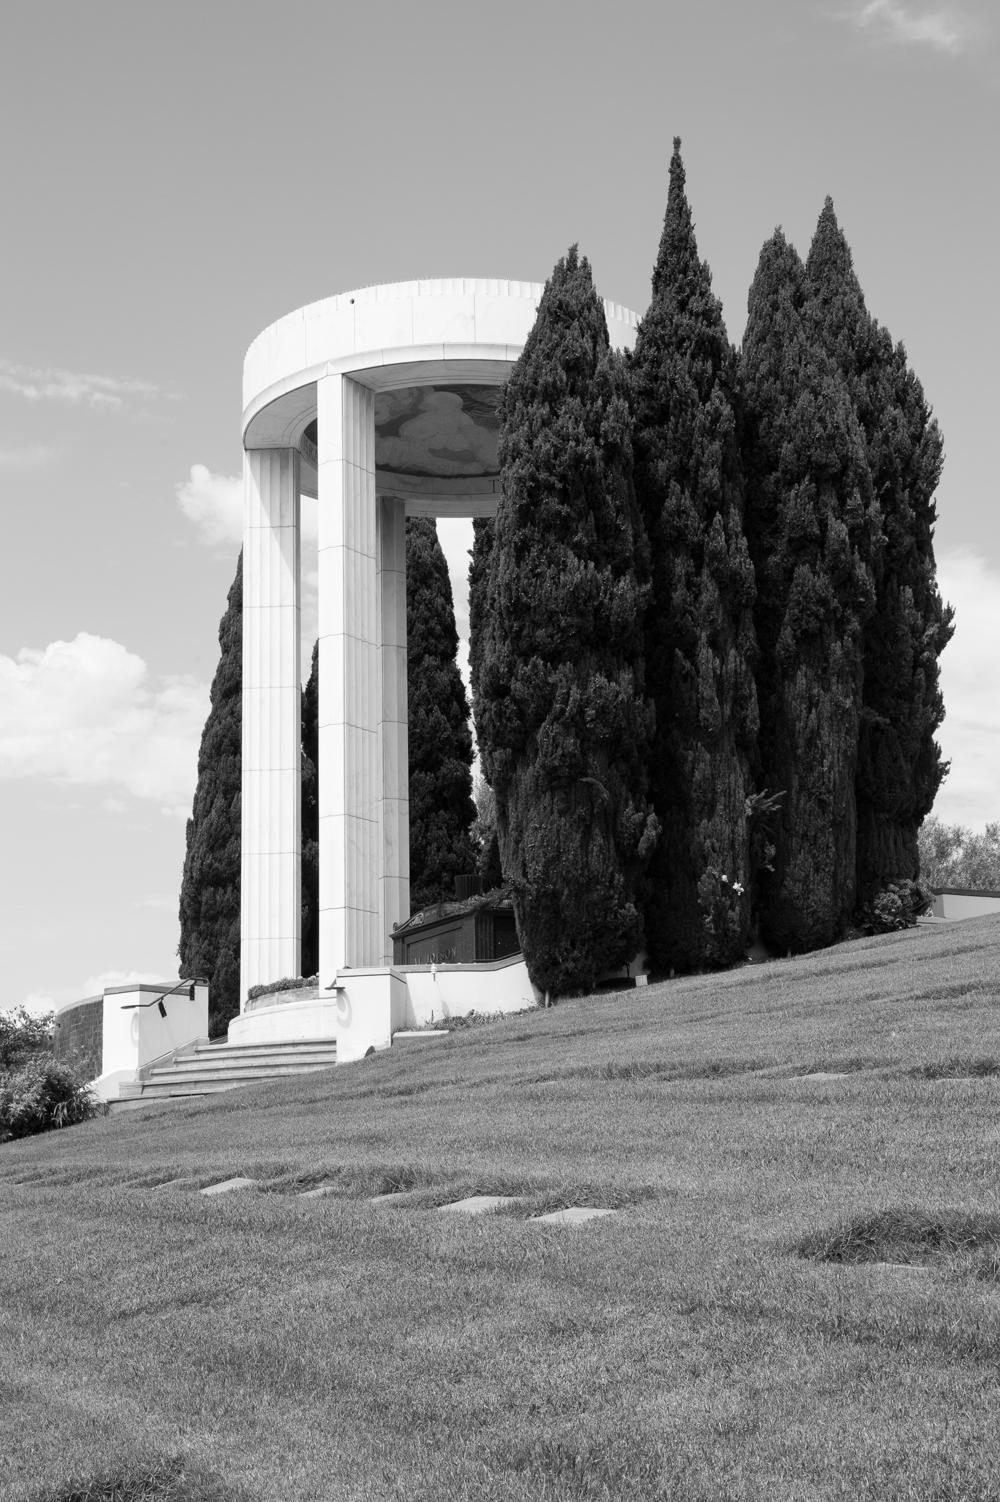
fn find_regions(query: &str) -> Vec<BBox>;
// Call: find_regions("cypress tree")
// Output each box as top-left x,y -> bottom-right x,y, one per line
630,139 -> 758,971
475,247 -> 657,995
468,516 -> 494,734
741,231 -> 879,952
805,199 -> 953,901
178,553 -> 242,1037
406,516 -> 477,910
301,640 -> 319,975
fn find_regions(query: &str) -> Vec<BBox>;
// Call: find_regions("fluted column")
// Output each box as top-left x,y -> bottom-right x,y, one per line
317,374 -> 382,974
378,496 -> 409,959
240,447 -> 301,1006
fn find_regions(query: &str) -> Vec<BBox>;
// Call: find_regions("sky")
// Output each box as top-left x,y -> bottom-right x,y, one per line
1,0 -> 996,1015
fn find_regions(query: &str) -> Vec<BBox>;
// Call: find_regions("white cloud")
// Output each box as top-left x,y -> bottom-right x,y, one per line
932,548 -> 1000,829
19,967 -> 177,1017
133,895 -> 179,914
848,0 -> 973,53
0,632 -> 208,816
177,465 -> 323,552
17,991 -> 59,1018
178,465 -> 320,670
0,442 -> 51,469
0,358 -> 161,409
176,464 -> 243,547
80,968 -> 171,995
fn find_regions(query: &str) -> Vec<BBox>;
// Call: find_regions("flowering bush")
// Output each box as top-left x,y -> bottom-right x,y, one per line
0,1056 -> 103,1143
861,879 -> 933,935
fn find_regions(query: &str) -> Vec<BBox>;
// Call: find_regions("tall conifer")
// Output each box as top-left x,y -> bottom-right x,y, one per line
741,231 -> 879,952
406,516 -> 477,910
178,553 -> 242,1036
476,247 -> 657,995
805,200 -> 952,900
630,139 -> 758,971
468,516 -> 494,734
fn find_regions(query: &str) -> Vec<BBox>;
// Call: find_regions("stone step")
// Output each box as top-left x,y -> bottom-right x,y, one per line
145,1060 -> 335,1084
125,1076 -> 267,1099
119,1037 -> 338,1103
160,1044 -> 337,1072
184,1045 -> 333,1069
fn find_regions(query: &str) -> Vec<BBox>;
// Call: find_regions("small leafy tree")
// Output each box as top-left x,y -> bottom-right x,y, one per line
0,1006 -> 52,1069
918,818 -> 1000,890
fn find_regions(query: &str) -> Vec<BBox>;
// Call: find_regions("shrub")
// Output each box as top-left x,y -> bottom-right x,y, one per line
0,1005 -> 53,1068
246,974 -> 318,1002
861,878 -> 932,935
0,1056 -> 103,1143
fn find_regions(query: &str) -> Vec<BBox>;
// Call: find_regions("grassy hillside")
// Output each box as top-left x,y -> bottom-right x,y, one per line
3,917 -> 1000,1501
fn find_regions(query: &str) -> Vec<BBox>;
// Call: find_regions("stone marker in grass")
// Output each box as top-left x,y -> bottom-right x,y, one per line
438,1195 -> 519,1216
299,1184 -> 339,1199
200,1177 -> 256,1196
800,1071 -> 850,1081
370,1189 -> 422,1205
534,1207 -> 617,1226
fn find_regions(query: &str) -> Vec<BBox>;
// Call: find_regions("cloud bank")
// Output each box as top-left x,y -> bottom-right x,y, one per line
847,0 -> 974,54
0,358 -> 161,409
0,632 -> 208,815
176,464 -> 244,547
932,548 -> 1000,829
0,442 -> 52,469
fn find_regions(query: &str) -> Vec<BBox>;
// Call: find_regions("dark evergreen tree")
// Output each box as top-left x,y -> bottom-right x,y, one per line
178,553 -> 242,1036
805,199 -> 953,902
475,247 -> 657,995
406,516 -> 477,910
468,516 -> 495,739
630,139 -> 758,972
741,231 -> 880,952
301,640 -> 319,975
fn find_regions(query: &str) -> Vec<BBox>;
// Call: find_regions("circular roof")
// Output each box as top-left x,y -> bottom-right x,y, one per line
242,279 -> 638,514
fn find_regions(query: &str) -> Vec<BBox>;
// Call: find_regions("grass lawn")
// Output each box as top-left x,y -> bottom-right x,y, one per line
3,916 -> 1000,1500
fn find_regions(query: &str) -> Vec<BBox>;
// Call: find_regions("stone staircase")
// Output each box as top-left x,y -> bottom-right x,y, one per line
115,1038 -> 338,1108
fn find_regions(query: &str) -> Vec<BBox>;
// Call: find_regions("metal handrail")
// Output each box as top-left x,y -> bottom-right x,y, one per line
120,977 -> 207,1018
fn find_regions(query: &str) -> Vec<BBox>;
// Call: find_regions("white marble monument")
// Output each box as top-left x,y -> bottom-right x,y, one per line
239,279 -> 637,1057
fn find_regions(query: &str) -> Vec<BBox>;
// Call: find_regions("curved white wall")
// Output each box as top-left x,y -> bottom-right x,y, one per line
242,277 -> 639,446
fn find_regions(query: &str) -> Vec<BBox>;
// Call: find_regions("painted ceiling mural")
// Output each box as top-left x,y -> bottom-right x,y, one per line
374,385 -> 500,479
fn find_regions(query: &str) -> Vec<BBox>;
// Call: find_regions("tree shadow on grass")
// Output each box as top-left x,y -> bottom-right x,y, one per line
25,1454 -> 251,1502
